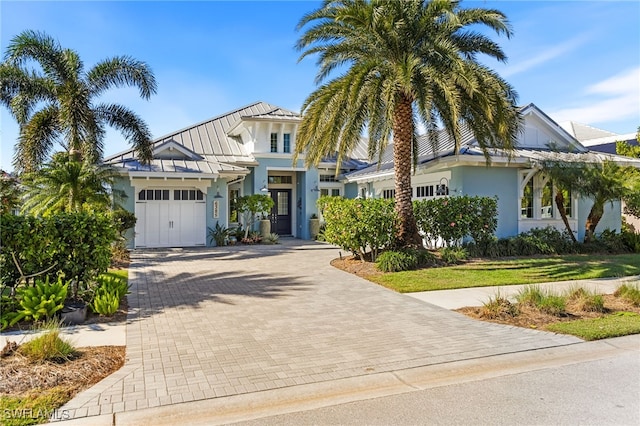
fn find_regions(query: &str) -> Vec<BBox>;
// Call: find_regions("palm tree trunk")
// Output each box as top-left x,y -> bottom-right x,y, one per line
554,191 -> 577,243
584,201 -> 604,243
392,94 -> 422,248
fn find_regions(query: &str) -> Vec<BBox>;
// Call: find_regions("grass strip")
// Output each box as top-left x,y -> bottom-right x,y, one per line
546,312 -> 640,341
369,254 -> 640,292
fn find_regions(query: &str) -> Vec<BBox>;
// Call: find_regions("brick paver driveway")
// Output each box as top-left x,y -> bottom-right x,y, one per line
65,240 -> 580,418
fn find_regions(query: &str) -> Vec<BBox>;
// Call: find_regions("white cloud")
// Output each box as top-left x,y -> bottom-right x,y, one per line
587,67 -> 640,95
548,66 -> 640,128
503,33 -> 592,77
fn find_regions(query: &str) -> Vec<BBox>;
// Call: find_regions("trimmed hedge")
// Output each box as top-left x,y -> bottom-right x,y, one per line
0,212 -> 117,299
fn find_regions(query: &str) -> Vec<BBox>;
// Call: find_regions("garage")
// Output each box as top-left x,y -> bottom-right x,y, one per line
134,188 -> 206,248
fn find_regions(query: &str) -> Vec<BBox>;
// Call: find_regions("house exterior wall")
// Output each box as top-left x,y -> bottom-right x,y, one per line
113,177 -> 136,249
577,197 -> 622,241
455,166 -> 519,239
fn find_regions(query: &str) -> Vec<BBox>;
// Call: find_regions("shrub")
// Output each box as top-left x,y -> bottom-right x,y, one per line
319,197 -> 397,261
12,277 -> 69,326
95,275 -> 129,301
589,229 -> 630,254
241,231 -> 262,245
18,319 -> 76,363
263,233 -> 280,245
566,287 -> 606,313
614,284 -> 640,306
1,292 -> 21,331
414,196 -> 497,249
208,222 -> 230,246
621,229 -> 640,253
376,251 -> 415,272
517,286 -> 566,316
0,212 -> 117,300
480,294 -> 519,319
439,247 -> 468,265
92,291 -> 120,316
375,248 -> 436,272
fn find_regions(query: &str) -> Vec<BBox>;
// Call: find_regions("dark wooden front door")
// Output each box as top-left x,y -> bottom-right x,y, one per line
269,189 -> 292,235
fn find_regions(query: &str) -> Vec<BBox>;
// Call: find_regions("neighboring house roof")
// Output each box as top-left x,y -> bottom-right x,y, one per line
559,122 -> 638,155
559,121 -> 617,141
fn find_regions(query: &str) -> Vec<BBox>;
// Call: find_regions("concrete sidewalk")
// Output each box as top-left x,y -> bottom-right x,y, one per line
408,276 -> 640,310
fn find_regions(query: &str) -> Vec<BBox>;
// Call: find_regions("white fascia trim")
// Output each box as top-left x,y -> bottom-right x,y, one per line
345,169 -> 395,184
266,166 -> 308,172
128,172 -> 219,180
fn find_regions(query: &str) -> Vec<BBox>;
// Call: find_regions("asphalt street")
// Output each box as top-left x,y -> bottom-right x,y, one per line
234,348 -> 640,426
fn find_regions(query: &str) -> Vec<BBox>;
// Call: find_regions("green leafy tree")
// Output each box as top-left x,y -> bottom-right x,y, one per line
0,170 -> 21,214
20,152 -> 118,216
616,126 -> 640,220
295,0 -> 521,247
0,30 -> 156,172
236,194 -> 275,238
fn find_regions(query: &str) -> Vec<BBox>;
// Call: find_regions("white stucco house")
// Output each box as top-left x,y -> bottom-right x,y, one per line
106,101 -> 640,248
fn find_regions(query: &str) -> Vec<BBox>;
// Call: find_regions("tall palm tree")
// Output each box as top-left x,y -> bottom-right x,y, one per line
20,152 -> 118,216
295,0 -> 521,246
0,30 -> 156,172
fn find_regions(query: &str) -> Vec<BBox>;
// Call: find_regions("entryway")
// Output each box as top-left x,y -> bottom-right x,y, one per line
269,189 -> 292,235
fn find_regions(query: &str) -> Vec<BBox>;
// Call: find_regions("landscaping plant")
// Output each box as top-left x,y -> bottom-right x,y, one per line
318,196 -> 397,261
17,319 -> 77,363
11,277 -> 68,326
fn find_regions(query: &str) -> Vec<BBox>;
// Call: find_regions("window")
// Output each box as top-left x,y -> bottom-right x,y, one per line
268,175 -> 292,184
416,185 -> 434,198
561,188 -> 572,218
320,174 -> 338,182
283,133 -> 291,153
277,191 -> 289,215
320,188 -> 340,197
138,189 -> 169,201
229,189 -> 240,222
541,180 -> 554,218
270,133 -> 278,153
521,179 -> 534,218
174,189 -> 204,201
382,189 -> 395,199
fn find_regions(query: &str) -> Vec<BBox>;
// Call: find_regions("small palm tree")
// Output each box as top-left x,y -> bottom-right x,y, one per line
295,0 -> 521,247
20,152 -> 118,216
0,30 -> 156,172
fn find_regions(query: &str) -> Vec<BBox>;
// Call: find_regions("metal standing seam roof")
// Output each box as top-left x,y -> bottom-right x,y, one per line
344,104 -> 628,181
104,101 -> 296,172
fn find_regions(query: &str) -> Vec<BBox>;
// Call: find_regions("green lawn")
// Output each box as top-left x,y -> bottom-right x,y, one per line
546,312 -> 640,341
369,254 -> 640,293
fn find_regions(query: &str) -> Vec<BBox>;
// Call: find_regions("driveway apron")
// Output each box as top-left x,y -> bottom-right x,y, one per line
62,240 -> 580,418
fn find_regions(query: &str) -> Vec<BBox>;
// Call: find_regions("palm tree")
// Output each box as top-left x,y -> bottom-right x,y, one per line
0,30 -> 156,172
543,159 -> 634,243
295,0 -> 521,246
20,152 -> 118,216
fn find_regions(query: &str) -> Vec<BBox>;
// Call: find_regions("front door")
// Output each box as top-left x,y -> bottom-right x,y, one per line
269,189 -> 292,235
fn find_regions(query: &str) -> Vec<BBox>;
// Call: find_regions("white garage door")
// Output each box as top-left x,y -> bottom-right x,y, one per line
134,189 -> 206,248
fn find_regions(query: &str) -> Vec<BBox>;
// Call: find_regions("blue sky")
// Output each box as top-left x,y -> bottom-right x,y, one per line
1,1 -> 639,172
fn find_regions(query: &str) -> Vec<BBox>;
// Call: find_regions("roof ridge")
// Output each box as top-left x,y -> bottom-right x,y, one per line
104,101 -> 273,160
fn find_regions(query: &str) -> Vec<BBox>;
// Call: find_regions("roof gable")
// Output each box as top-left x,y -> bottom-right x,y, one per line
152,140 -> 203,160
